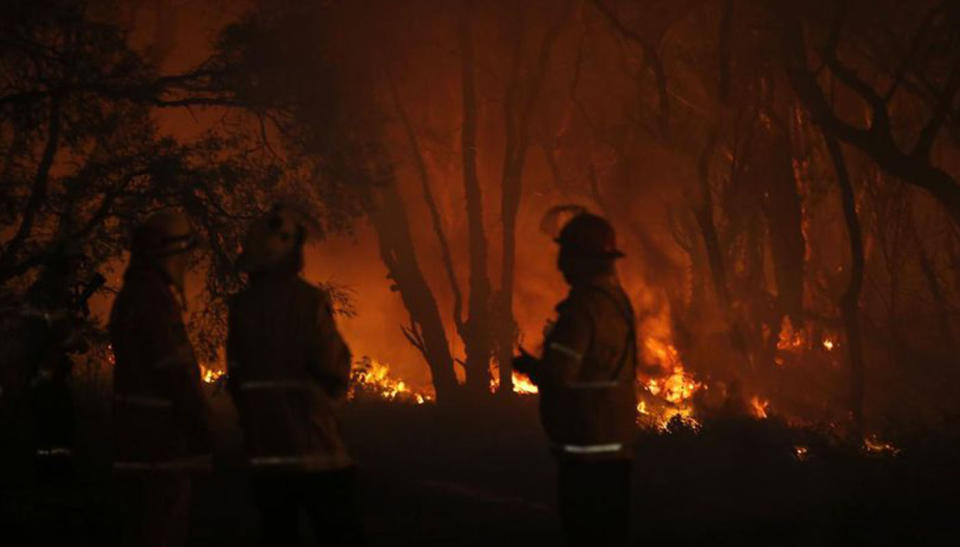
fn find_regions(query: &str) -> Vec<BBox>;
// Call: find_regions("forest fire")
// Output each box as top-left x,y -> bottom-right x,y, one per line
629,296 -> 704,428
349,357 -> 433,404
6,0 -> 960,543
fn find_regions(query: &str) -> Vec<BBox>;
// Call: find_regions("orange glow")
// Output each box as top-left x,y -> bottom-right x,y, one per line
863,435 -> 899,456
511,373 -> 539,394
777,317 -> 806,352
489,369 -> 540,395
199,364 -> 224,384
750,396 -> 770,419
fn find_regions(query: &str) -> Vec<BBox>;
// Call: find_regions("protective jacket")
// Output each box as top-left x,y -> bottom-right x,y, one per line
20,300 -> 82,463
227,274 -> 352,471
109,262 -> 210,471
533,275 -> 637,461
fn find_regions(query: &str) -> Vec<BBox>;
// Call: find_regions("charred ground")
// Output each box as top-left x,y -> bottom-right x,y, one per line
3,388 -> 959,546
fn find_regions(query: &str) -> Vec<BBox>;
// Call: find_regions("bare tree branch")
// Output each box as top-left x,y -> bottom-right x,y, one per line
773,3 -> 960,226
0,95 -> 62,275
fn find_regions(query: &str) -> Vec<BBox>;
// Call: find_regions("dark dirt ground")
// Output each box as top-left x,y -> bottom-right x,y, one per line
3,391 -> 960,546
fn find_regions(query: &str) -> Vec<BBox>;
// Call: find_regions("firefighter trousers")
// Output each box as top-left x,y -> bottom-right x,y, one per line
114,472 -> 192,547
250,466 -> 364,547
557,459 -> 632,547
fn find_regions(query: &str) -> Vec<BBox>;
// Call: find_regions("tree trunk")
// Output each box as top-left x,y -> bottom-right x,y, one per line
761,132 -> 805,323
459,0 -> 494,395
694,130 -> 751,365
386,66 -> 466,346
365,170 -> 459,403
757,130 -> 806,370
907,208 -> 953,347
825,134 -> 866,436
494,2 -> 571,395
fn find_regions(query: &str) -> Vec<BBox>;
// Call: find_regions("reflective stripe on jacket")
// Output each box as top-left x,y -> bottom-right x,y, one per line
227,275 -> 352,472
535,276 -> 637,461
109,263 -> 211,469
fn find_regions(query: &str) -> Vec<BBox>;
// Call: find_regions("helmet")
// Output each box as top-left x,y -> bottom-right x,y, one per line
132,210 -> 196,257
237,205 -> 307,273
555,213 -> 624,259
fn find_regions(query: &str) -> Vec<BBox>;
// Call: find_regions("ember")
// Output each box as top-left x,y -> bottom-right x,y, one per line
750,396 -> 770,419
199,364 -> 225,385
863,435 -> 900,457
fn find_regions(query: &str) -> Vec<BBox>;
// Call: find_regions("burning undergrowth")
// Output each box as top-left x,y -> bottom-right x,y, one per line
348,356 -> 434,404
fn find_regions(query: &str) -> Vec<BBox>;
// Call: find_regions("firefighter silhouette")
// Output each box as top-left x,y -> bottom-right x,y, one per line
109,210 -> 210,547
514,211 -> 636,546
227,204 -> 362,546
20,240 -> 103,480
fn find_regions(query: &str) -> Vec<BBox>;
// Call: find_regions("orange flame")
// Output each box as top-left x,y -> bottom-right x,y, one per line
199,364 -> 224,384
777,317 -> 806,352
750,396 -> 769,419
489,369 -> 540,395
349,357 -> 433,404
863,435 -> 899,456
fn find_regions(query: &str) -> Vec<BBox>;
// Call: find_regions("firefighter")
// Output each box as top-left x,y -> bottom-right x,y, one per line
513,213 -> 637,547
19,241 -> 92,480
109,210 -> 211,547
227,205 -> 360,546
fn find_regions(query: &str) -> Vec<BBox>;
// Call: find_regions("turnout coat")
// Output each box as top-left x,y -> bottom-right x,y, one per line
227,274 -> 352,472
109,263 -> 211,471
533,275 -> 638,461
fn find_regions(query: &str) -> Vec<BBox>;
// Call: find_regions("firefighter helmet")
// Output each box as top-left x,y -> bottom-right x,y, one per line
132,210 -> 196,258
237,205 -> 308,273
555,213 -> 624,259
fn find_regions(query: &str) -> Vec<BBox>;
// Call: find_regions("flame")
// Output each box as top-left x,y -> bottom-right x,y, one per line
863,435 -> 899,456
639,365 -> 702,431
822,338 -> 836,351
199,364 -> 224,384
649,367 -> 700,404
489,369 -> 540,395
643,337 -> 684,371
511,373 -> 539,394
777,317 -> 806,352
750,396 -> 769,419
631,286 -> 703,430
349,357 -> 432,404
793,445 -> 809,461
